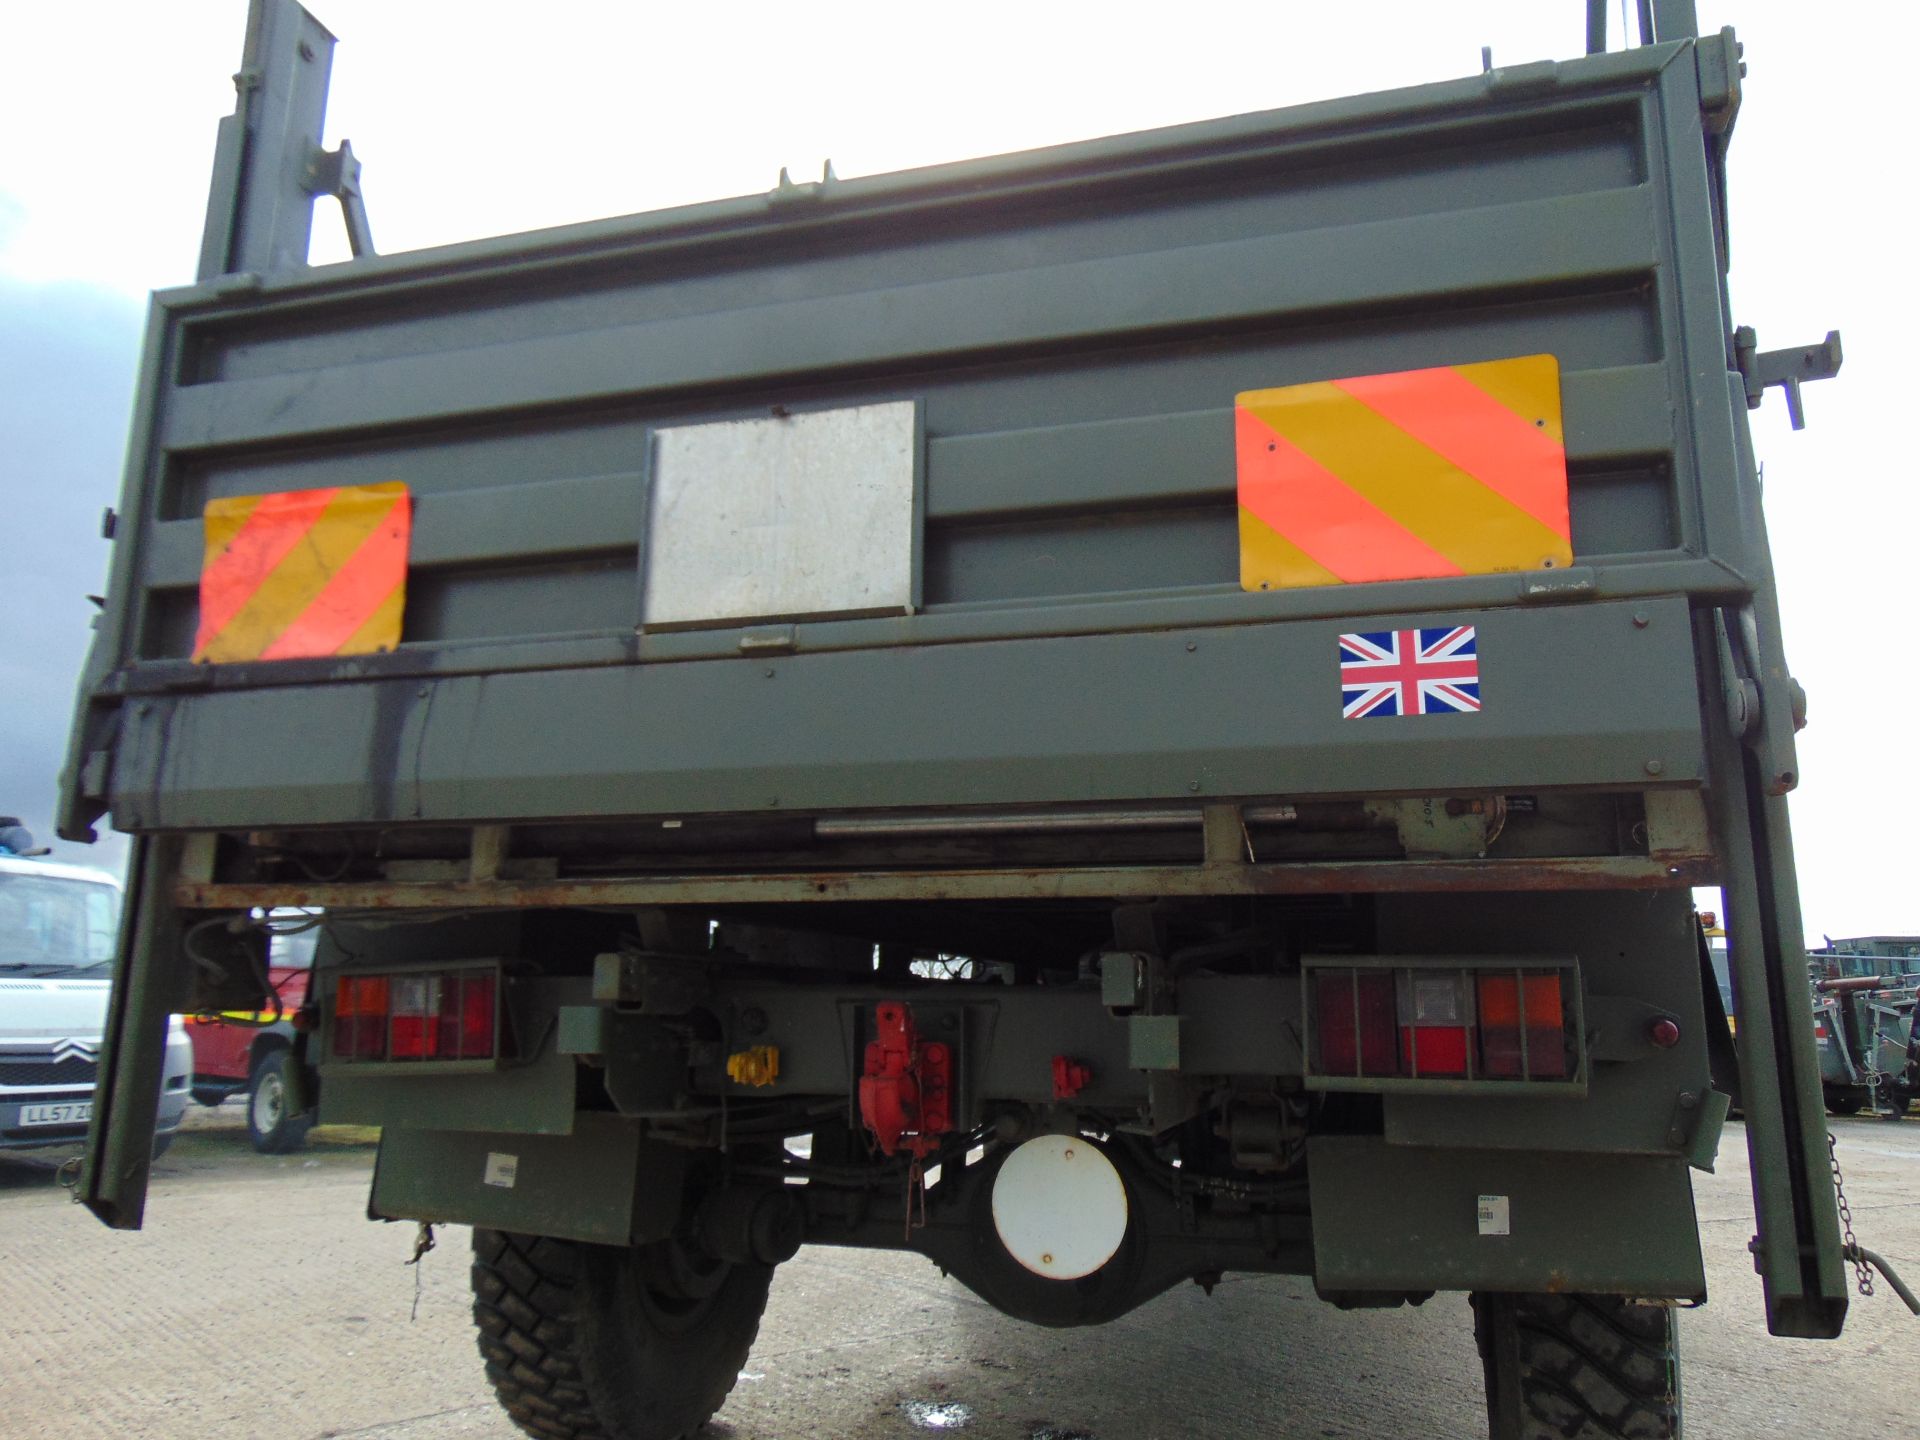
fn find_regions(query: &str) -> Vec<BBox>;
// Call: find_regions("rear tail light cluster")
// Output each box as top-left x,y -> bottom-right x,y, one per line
331,967 -> 504,1063
1306,960 -> 1579,1089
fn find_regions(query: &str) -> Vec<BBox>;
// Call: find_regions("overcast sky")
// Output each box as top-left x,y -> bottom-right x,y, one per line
2,1 -> 1913,943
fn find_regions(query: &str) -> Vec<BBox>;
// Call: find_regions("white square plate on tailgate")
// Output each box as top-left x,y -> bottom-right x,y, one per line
643,400 -> 918,628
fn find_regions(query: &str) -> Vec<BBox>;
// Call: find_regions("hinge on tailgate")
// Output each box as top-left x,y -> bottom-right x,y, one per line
1735,326 -> 1843,430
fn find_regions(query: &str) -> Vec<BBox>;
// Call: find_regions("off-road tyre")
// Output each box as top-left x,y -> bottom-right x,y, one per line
1827,1090 -> 1865,1117
472,1228 -> 773,1440
1474,1292 -> 1681,1439
245,1047 -> 311,1154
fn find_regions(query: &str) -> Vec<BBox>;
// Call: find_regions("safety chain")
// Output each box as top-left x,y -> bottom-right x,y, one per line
1827,1131 -> 1875,1297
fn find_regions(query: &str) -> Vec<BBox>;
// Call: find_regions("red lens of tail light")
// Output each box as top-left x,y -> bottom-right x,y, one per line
1397,971 -> 1474,1077
388,976 -> 443,1060
1315,969 -> 1398,1076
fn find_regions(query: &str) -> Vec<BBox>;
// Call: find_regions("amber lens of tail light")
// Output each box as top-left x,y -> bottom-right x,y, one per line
332,975 -> 390,1060
1477,972 -> 1567,1079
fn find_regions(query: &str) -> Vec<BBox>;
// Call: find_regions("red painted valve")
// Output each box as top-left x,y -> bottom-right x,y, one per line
1051,1055 -> 1092,1101
858,1002 -> 953,1157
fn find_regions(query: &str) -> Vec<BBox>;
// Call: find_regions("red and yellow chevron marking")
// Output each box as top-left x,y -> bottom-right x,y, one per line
1236,355 -> 1571,590
193,482 -> 412,663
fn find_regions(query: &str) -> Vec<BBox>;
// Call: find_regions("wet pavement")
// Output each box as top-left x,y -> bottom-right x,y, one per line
1,1108 -> 1915,1438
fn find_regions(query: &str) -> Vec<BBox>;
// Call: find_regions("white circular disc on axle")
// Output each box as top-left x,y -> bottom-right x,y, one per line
991,1134 -> 1129,1280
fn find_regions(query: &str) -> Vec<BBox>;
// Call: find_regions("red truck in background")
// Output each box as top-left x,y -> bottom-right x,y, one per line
185,924 -> 315,1152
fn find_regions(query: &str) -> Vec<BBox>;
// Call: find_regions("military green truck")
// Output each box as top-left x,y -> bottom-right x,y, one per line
62,2 -> 1901,1436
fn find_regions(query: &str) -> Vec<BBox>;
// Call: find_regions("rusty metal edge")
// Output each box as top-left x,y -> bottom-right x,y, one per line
176,854 -> 1711,912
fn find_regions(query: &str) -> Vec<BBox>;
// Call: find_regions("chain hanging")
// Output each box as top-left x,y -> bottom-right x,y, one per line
1826,1131 -> 1874,1297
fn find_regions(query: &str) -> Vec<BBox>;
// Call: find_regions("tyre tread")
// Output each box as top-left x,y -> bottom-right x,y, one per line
1476,1291 -> 1681,1440
472,1230 -> 611,1440
471,1227 -> 770,1440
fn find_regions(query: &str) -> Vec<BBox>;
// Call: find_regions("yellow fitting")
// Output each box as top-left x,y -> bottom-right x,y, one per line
726,1045 -> 781,1088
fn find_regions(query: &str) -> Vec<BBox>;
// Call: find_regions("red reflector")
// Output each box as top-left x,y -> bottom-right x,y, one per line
1315,970 -> 1398,1076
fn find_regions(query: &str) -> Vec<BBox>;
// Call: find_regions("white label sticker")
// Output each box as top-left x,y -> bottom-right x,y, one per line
1477,1194 -> 1510,1236
484,1152 -> 519,1189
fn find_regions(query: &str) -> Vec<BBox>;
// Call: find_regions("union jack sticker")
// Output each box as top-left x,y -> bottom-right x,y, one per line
1339,626 -> 1481,719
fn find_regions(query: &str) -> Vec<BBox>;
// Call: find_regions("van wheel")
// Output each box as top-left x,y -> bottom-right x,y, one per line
472,1228 -> 772,1440
246,1048 -> 311,1154
1474,1292 -> 1681,1439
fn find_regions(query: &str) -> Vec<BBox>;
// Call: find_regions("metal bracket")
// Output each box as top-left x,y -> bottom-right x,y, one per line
304,138 -> 375,258
1714,610 -> 1760,739
591,951 -> 712,1013
1735,326 -> 1843,430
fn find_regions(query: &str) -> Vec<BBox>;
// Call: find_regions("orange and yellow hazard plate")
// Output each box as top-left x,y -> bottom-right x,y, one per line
193,482 -> 412,663
1236,355 -> 1571,590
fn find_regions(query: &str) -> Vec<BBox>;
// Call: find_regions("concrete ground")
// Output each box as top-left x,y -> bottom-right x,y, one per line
1,1109 -> 1914,1440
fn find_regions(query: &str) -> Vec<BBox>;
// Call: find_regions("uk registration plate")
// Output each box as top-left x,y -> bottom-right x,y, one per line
19,1101 -> 91,1127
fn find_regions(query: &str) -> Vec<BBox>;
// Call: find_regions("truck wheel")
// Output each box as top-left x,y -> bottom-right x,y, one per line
246,1048 -> 312,1154
472,1228 -> 772,1440
1827,1092 -> 1864,1116
1474,1292 -> 1681,1439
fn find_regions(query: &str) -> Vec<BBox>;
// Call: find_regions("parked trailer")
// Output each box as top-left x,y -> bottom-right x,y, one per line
1812,975 -> 1919,1119
62,2 -> 1909,1436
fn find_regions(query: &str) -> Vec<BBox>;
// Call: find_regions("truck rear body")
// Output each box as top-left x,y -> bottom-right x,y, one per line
63,8 -> 1856,1428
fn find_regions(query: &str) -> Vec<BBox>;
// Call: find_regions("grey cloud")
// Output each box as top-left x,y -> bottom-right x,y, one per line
1,275 -> 142,876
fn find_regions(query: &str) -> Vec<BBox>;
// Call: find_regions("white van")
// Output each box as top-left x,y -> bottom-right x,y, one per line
0,851 -> 192,1156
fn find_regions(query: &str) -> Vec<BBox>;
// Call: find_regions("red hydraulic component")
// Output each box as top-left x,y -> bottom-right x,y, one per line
858,1002 -> 953,1158
1051,1055 -> 1092,1101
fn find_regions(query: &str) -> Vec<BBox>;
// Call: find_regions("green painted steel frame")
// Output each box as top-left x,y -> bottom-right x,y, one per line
62,14 -> 1849,1341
